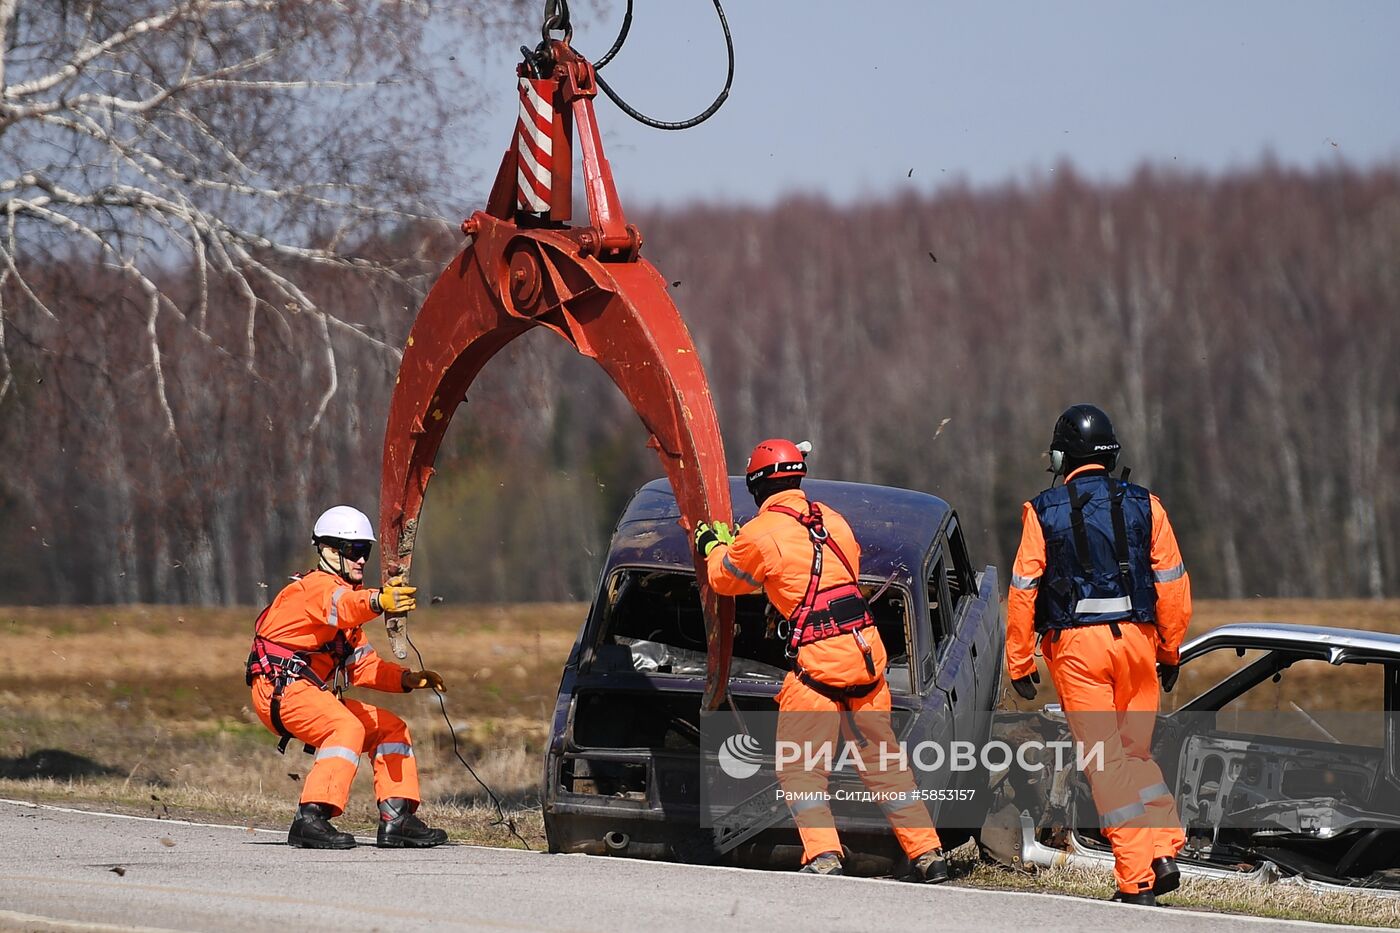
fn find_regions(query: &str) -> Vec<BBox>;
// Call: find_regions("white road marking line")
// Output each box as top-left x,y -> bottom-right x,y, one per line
0,907 -> 184,933
0,797 -> 288,836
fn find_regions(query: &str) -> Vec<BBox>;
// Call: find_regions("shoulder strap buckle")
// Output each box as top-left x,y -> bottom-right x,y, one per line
1108,477 -> 1133,590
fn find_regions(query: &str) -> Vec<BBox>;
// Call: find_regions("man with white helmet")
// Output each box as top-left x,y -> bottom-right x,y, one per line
246,505 -> 448,849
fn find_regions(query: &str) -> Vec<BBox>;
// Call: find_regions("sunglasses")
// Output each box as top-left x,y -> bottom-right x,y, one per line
327,540 -> 373,561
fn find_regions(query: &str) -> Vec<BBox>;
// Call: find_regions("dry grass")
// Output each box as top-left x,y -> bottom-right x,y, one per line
0,603 -> 580,847
946,845 -> 1400,928
5,599 -> 1400,925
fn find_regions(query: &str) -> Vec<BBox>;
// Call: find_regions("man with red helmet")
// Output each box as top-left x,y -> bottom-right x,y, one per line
697,439 -> 948,881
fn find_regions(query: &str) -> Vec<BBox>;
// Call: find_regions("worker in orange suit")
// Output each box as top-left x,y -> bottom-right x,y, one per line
245,505 -> 449,850
698,439 -> 948,882
1006,405 -> 1191,905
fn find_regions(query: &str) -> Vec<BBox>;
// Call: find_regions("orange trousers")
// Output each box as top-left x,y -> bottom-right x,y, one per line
775,674 -> 942,865
1044,622 -> 1185,893
251,679 -> 419,816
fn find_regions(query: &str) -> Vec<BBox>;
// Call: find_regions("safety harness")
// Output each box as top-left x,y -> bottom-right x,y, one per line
768,503 -> 874,655
768,502 -> 881,745
1065,474 -> 1131,639
1034,467 -> 1157,646
244,577 -> 352,755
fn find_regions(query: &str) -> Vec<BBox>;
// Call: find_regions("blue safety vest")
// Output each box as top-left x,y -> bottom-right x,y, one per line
1031,470 -> 1157,633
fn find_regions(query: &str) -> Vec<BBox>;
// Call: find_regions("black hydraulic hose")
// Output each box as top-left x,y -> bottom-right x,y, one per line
592,0 -> 733,131
591,0 -> 633,69
536,0 -> 734,130
406,629 -> 533,851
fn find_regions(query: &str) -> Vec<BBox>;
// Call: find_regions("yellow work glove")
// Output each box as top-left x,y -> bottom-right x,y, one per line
714,521 -> 737,546
402,669 -> 445,693
376,577 -> 417,614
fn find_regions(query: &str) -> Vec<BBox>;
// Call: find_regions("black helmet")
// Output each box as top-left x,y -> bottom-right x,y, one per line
1049,404 -> 1119,474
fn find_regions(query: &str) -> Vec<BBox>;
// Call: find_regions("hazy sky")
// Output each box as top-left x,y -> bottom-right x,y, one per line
453,1 -> 1400,206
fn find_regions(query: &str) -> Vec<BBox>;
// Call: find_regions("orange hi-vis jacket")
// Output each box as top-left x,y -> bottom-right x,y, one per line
1006,465 -> 1193,681
250,569 -> 420,814
256,569 -> 408,692
705,488 -> 887,689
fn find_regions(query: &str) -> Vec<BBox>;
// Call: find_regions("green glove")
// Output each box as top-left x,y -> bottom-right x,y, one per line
695,520 -> 739,558
714,521 -> 737,546
695,522 -> 720,558
696,520 -> 740,558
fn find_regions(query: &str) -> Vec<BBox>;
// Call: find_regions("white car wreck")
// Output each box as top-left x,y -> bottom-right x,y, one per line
981,622 -> 1400,896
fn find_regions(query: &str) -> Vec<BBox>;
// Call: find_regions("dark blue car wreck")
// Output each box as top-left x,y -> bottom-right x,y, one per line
541,477 -> 1005,873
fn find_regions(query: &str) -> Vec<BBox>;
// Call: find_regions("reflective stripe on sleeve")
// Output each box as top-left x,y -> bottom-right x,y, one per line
346,645 -> 374,666
1074,596 -> 1132,614
329,587 -> 348,627
1153,563 -> 1186,584
314,745 -> 361,766
1100,799 -> 1147,827
1010,573 -> 1040,591
373,742 -> 414,759
722,553 -> 760,588
1139,782 -> 1172,802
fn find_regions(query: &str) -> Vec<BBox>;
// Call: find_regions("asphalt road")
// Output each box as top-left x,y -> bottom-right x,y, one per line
0,799 -> 1367,932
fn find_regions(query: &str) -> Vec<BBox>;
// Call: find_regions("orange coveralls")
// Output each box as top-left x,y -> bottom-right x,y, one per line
250,569 -> 416,816
1006,465 -> 1192,894
706,488 -> 942,865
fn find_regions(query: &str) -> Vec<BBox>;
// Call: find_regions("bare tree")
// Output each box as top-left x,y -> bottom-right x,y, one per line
0,0 -> 529,422
0,0 -> 531,603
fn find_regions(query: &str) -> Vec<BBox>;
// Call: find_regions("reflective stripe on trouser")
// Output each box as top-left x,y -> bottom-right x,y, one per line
250,678 -> 420,814
1044,622 -> 1185,893
775,673 -> 942,865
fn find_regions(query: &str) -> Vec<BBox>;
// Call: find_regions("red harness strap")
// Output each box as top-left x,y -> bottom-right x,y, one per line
244,581 -> 351,755
767,503 -> 876,658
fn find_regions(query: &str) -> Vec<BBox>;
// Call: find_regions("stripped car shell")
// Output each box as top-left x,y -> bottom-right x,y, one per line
543,477 -> 1004,871
980,623 -> 1400,896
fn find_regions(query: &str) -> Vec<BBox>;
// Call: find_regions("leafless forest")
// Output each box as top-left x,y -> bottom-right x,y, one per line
3,156 -> 1397,606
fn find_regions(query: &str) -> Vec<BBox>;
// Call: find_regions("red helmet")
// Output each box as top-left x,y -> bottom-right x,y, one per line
745,438 -> 808,489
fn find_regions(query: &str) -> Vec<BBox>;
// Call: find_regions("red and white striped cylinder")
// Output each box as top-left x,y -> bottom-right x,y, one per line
515,76 -> 556,214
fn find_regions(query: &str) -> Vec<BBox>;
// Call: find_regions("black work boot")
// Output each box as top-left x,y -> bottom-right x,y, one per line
376,798 -> 448,848
910,848 -> 950,884
1110,889 -> 1157,906
1152,855 -> 1181,894
287,802 -> 356,849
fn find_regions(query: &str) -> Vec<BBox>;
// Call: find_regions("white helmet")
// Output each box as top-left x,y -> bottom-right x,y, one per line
312,505 -> 375,544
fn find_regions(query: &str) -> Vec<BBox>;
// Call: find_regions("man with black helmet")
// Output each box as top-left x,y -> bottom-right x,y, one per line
1005,406 -> 1192,905
696,440 -> 948,882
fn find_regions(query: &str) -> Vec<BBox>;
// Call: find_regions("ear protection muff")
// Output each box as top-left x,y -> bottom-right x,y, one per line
1049,449 -> 1065,475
